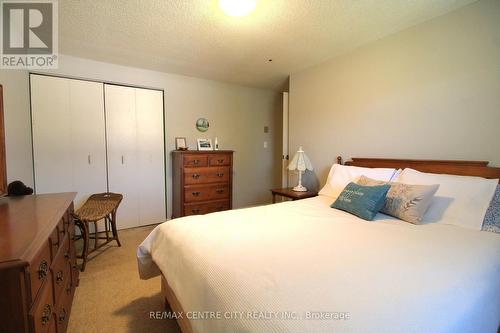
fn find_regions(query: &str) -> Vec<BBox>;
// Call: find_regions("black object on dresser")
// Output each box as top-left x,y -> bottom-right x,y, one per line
0,193 -> 79,333
172,150 -> 233,218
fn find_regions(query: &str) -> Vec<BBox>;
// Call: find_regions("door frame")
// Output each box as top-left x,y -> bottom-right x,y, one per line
282,92 -> 289,188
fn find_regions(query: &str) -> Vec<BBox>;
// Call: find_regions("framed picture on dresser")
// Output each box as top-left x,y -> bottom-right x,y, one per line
175,137 -> 187,150
197,138 -> 213,151
0,85 -> 7,196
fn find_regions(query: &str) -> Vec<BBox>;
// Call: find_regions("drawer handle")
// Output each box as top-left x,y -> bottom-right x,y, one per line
38,260 -> 48,280
217,159 -> 224,163
192,173 -> 200,179
192,191 -> 200,196
216,189 -> 224,194
193,159 -> 200,165
66,285 -> 72,294
56,270 -> 64,284
191,209 -> 200,214
58,308 -> 67,323
64,251 -> 70,260
41,304 -> 51,326
216,173 -> 224,177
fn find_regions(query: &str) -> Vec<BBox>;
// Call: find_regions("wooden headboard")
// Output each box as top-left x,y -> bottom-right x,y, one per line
337,156 -> 500,183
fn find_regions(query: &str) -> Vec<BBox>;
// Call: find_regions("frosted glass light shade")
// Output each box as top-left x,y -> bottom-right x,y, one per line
288,147 -> 313,172
288,147 -> 313,192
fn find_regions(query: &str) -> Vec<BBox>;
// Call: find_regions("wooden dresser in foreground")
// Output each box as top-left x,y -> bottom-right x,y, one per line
0,193 -> 79,333
172,150 -> 233,218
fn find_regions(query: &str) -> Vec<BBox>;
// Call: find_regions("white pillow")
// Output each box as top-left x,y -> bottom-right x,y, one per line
390,168 -> 403,181
396,168 -> 498,230
319,164 -> 396,199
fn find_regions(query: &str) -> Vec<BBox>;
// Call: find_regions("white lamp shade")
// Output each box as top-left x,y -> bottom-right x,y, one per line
288,147 -> 313,172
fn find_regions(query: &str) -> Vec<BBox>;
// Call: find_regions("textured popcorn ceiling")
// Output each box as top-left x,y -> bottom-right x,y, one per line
59,0 -> 476,89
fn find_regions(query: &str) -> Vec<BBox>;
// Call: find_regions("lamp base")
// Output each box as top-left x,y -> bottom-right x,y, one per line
293,184 -> 308,192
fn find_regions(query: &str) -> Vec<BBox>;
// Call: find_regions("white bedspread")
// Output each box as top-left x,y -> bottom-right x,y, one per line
137,196 -> 500,333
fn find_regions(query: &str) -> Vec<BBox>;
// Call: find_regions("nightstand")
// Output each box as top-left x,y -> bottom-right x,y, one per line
270,187 -> 318,203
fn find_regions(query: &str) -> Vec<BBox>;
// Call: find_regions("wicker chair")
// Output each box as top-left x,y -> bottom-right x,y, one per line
73,192 -> 123,271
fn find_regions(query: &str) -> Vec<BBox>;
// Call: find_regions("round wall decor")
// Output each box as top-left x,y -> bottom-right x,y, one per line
196,118 -> 209,132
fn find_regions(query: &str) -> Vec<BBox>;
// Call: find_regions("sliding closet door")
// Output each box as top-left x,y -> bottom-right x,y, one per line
136,88 -> 165,226
32,75 -> 165,229
68,80 -> 107,207
105,84 -> 165,229
31,75 -> 72,193
105,85 -> 140,229
31,75 -> 107,208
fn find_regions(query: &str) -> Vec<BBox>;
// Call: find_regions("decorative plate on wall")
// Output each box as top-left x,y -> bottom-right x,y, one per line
196,118 -> 209,132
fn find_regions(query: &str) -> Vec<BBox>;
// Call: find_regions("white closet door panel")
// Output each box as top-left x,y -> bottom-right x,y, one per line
136,88 -> 166,225
105,84 -> 139,229
69,80 -> 107,208
31,75 -> 72,194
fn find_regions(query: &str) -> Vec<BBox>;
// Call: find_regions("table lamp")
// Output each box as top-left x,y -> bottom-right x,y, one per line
288,146 -> 313,192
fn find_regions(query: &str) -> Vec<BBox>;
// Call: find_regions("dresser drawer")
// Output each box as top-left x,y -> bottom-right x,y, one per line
184,200 -> 230,216
208,154 -> 231,166
55,276 -> 73,333
62,211 -> 69,236
48,227 -> 59,260
183,154 -> 208,167
172,151 -> 233,218
184,166 -> 230,185
51,235 -> 71,305
48,314 -> 57,333
184,184 -> 229,203
57,218 -> 66,243
69,233 -> 79,287
29,276 -> 54,333
29,243 -> 52,305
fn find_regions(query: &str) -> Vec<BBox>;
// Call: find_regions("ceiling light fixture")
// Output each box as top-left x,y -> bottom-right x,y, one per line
219,0 -> 256,17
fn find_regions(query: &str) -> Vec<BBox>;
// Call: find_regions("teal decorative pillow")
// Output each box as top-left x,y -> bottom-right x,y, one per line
331,182 -> 391,221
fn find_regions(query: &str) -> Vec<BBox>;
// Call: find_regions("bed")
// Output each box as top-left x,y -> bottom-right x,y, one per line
137,158 -> 500,333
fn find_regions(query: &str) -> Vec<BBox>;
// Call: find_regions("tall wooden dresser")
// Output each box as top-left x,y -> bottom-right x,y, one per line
0,193 -> 79,333
172,150 -> 233,218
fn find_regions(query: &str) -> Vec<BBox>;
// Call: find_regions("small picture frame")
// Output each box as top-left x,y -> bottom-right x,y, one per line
175,137 -> 187,150
197,138 -> 213,151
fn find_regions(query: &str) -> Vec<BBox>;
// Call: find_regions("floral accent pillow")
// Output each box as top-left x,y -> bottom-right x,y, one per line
357,176 -> 439,224
482,185 -> 500,234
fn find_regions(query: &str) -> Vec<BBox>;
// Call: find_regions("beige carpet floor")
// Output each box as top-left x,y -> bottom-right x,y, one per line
68,225 -> 181,333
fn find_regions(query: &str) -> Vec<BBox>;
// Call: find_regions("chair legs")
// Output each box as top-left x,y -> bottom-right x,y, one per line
74,219 -> 89,272
93,221 -> 98,250
74,211 -> 121,272
110,210 -> 121,247
81,221 -> 89,272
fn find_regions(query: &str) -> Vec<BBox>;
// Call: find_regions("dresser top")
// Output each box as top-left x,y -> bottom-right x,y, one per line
172,150 -> 234,154
0,192 -> 75,265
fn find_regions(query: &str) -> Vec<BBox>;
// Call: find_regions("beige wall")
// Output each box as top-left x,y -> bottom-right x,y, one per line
0,55 -> 282,216
289,0 -> 500,190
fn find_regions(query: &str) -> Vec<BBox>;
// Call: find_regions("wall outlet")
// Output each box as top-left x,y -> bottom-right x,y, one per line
263,141 -> 268,148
